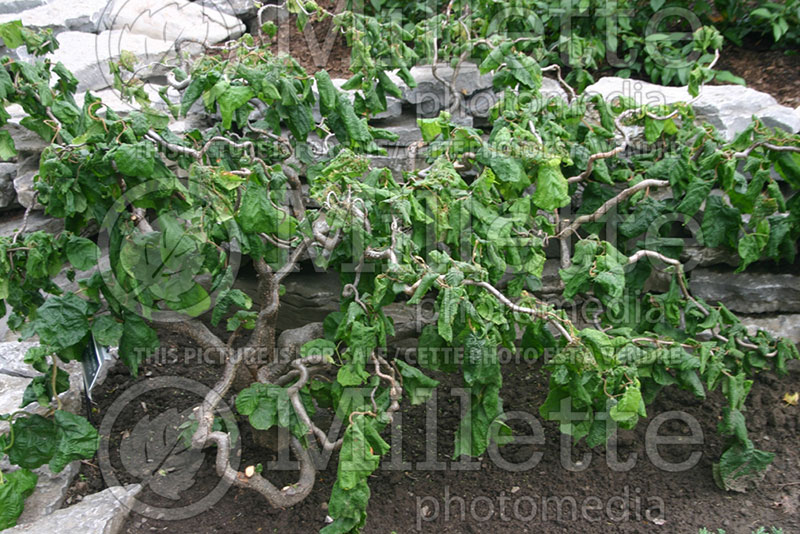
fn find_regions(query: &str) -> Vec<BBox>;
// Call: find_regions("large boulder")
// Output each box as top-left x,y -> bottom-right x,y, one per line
584,77 -> 800,140
0,0 -> 110,34
102,0 -> 245,46
198,0 -> 258,17
47,30 -> 175,92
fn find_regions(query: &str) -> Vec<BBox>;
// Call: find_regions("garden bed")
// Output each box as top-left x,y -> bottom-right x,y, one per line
64,328 -> 800,534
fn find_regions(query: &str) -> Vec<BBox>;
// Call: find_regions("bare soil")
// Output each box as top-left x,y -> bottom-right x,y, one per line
62,326 -> 800,534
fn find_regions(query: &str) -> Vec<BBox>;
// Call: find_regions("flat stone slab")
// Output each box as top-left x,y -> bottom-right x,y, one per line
2,104 -> 49,153
584,77 -> 800,140
690,268 -> 800,314
0,209 -> 65,238
741,314 -> 800,344
5,484 -> 142,534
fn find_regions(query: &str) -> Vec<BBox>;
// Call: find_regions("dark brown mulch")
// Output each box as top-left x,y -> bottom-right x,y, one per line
716,39 -> 800,108
258,0 -> 352,79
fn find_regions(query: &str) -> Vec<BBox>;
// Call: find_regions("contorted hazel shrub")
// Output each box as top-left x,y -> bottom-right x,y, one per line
0,15 -> 799,534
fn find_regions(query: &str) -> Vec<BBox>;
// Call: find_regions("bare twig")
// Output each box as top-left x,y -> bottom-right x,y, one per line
557,179 -> 669,238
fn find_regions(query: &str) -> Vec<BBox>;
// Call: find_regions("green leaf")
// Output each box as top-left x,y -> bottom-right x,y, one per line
437,288 -> 459,342
395,360 -> 439,405
504,52 -> 542,90
118,315 -> 159,377
676,178 -> 712,217
774,153 -> 800,188
236,383 -> 278,430
218,86 -> 253,130
66,236 -> 100,270
407,272 -> 440,305
609,380 -> 646,429
113,142 -> 156,177
180,77 -> 205,115
736,219 -> 769,272
300,338 -> 336,359
21,366 -> 69,408
237,183 -> 281,234
33,294 -> 91,350
337,416 -> 387,490
91,315 -> 123,346
644,117 -> 666,143
7,415 -> 57,469
533,162 -> 569,211
713,440 -> 774,492
416,117 -> 443,143
0,130 -> 17,160
314,70 -> 337,114
166,282 -> 211,317
49,410 -> 99,473
0,21 -> 24,49
0,468 -> 38,530
463,333 -> 500,387
718,408 -> 748,442
701,195 -> 740,248
337,363 -> 369,386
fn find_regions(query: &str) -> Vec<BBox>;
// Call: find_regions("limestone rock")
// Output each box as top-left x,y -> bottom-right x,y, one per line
277,322 -> 325,360
13,154 -> 42,210
0,0 -> 45,15
0,341 -> 84,433
103,0 -> 245,46
680,245 -> 740,269
0,0 -> 110,34
403,63 -> 492,116
0,162 -> 18,209
465,88 -> 498,118
689,268 -> 800,313
372,115 -> 422,147
48,30 -> 175,92
740,314 -> 800,345
198,0 -> 258,17
274,271 -> 341,331
584,77 -> 800,140
5,484 -> 142,534
2,104 -> 49,153
0,341 -> 40,378
0,373 -> 30,426
0,209 -> 64,238
0,461 -> 81,525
